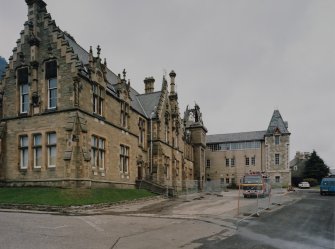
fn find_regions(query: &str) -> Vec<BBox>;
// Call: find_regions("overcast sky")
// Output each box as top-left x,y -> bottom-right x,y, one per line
1,0 -> 334,169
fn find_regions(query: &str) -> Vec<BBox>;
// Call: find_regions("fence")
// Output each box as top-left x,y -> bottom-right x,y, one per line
236,180 -> 288,228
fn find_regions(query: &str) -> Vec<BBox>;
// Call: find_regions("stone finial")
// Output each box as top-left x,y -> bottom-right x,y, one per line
97,45 -> 101,58
89,46 -> 93,64
169,70 -> 176,94
122,69 -> 127,80
169,70 -> 176,78
104,58 -> 107,67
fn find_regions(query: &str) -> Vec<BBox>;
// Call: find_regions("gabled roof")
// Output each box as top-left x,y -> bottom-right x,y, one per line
207,130 -> 266,144
64,34 -> 162,119
64,35 -> 119,96
136,91 -> 161,118
266,110 -> 290,135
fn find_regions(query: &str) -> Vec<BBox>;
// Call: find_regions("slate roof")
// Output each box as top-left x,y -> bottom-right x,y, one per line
136,91 -> 161,118
266,110 -> 290,135
64,34 -> 119,97
207,130 -> 266,144
64,33 -> 161,119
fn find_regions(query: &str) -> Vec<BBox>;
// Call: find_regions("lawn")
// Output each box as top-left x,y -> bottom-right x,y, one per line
0,188 -> 156,206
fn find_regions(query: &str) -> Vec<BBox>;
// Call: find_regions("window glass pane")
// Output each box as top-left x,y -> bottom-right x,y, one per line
50,88 -> 57,98
35,148 -> 42,167
125,157 -> 128,172
99,138 -> 104,149
48,133 -> 56,144
49,97 -> 56,108
45,61 -> 57,79
21,149 -> 28,168
22,83 -> 29,93
21,136 -> 28,147
49,146 -> 56,165
34,134 -> 41,145
91,150 -> 97,167
20,83 -> 29,113
49,78 -> 57,88
18,68 -> 29,84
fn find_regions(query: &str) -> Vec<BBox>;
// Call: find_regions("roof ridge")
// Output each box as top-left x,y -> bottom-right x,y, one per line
208,130 -> 266,136
137,90 -> 162,97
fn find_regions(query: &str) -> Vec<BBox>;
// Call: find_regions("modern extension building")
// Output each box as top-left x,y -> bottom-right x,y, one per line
0,0 -> 207,189
206,110 -> 291,186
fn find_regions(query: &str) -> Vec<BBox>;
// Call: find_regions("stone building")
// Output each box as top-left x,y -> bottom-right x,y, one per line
0,0 -> 207,189
206,110 -> 291,186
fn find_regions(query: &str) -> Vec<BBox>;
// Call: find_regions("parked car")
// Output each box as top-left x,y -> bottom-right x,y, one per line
298,182 -> 310,189
320,177 -> 335,195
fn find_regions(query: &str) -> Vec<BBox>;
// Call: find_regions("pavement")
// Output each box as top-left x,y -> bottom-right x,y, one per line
0,188 -> 301,224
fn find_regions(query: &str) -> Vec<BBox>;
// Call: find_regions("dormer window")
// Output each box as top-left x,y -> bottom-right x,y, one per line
45,60 -> 57,109
18,67 -> 29,114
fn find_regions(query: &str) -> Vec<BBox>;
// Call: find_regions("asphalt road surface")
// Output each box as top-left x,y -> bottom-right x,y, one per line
0,191 -> 333,249
196,191 -> 335,249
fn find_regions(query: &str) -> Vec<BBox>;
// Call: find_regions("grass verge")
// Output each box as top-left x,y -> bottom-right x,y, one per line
0,188 -> 156,206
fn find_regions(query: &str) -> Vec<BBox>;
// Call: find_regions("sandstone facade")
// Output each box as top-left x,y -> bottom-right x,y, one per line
0,0 -> 207,189
206,110 -> 291,187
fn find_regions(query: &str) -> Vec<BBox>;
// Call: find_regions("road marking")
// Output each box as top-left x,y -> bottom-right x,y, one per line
78,217 -> 104,232
39,225 -> 68,230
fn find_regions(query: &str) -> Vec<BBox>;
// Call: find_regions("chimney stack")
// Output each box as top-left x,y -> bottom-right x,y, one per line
144,77 -> 155,94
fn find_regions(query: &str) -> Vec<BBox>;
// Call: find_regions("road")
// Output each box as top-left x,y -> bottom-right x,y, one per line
0,191 -> 333,249
196,191 -> 335,249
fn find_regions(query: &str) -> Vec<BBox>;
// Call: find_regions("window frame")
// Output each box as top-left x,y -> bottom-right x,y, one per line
120,145 -> 129,174
92,84 -> 104,116
33,133 -> 42,169
138,118 -> 145,147
48,78 -> 57,109
164,156 -> 170,179
47,132 -> 57,168
91,135 -> 105,170
20,82 -> 29,114
120,102 -> 129,128
45,60 -> 58,110
206,159 -> 211,168
251,156 -> 256,166
19,135 -> 29,170
245,157 -> 250,166
275,153 -> 280,165
17,67 -> 29,114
